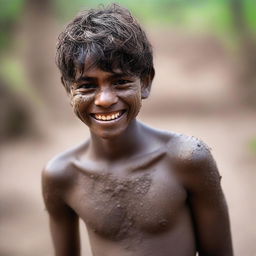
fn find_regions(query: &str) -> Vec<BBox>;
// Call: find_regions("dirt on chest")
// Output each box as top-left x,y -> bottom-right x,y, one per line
72,169 -> 186,241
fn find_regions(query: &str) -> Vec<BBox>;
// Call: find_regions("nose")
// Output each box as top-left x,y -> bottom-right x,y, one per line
94,88 -> 118,108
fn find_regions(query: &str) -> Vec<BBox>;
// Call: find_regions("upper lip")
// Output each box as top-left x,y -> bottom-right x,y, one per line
90,109 -> 125,115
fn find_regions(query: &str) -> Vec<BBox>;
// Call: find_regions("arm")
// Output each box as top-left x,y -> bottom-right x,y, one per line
42,166 -> 80,256
185,142 -> 233,256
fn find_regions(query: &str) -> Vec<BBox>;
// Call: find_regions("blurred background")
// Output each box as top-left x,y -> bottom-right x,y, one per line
0,0 -> 255,255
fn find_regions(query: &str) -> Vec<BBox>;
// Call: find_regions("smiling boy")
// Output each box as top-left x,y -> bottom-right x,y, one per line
42,4 -> 233,256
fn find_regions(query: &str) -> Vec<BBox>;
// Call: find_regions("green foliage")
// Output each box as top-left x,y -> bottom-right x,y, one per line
0,0 -> 26,51
54,0 -> 90,21
0,0 -> 25,21
244,0 -> 256,31
54,0 -> 256,40
0,57 -> 40,104
249,138 -> 256,154
0,58 -> 27,92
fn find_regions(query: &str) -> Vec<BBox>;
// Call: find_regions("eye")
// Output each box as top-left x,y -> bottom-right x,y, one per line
113,79 -> 132,86
78,83 -> 97,90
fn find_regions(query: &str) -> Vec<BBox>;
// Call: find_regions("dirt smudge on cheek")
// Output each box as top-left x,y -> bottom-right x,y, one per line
121,88 -> 142,122
71,94 -> 93,123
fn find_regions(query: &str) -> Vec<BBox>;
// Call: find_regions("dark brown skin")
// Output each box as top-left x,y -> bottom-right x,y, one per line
42,66 -> 233,256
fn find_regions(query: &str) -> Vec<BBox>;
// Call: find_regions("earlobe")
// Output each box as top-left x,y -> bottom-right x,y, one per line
141,86 -> 150,99
61,76 -> 71,94
61,76 -> 74,106
70,94 -> 74,107
61,76 -> 66,88
141,68 -> 155,99
69,90 -> 75,107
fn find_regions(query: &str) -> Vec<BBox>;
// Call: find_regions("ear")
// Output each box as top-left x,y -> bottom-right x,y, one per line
61,76 -> 73,106
141,68 -> 155,99
61,76 -> 70,93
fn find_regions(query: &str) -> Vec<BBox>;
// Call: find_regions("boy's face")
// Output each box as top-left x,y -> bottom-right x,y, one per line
68,64 -> 151,139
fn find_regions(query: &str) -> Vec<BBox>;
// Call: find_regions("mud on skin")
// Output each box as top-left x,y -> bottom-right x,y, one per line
42,3 -> 233,256
89,173 -> 152,240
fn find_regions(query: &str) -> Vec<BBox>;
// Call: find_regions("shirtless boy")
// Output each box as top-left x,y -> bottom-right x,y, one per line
42,4 -> 233,256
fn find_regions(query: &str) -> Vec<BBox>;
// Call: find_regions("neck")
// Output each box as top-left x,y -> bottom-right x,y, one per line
88,120 -> 145,160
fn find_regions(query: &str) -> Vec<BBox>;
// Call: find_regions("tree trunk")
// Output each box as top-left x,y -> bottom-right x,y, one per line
21,0 -> 68,115
230,0 -> 256,104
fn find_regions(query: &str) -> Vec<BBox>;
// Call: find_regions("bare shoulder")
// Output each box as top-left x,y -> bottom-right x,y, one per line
42,149 -> 74,209
166,133 -> 221,190
143,126 -> 213,166
42,140 -> 88,180
42,141 -> 88,212
167,133 -> 213,164
43,148 -> 74,186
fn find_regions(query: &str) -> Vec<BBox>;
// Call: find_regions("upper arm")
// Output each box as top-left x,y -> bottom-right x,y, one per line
182,140 -> 233,256
42,163 -> 80,256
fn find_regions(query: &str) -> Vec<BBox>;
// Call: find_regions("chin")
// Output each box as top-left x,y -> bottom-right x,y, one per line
91,126 -> 128,140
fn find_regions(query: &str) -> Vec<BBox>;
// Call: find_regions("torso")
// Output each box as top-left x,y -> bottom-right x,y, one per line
61,131 -> 197,256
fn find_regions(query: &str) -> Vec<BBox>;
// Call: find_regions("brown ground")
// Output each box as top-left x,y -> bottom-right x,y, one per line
0,31 -> 256,256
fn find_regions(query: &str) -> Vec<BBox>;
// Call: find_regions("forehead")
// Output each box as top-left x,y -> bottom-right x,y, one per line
74,55 -> 137,80
75,66 -> 128,81
75,58 -> 138,81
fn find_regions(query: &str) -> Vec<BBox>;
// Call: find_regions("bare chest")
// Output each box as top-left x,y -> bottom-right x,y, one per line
67,155 -> 187,240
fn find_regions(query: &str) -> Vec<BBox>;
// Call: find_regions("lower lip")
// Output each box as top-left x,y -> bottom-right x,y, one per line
90,110 -> 127,124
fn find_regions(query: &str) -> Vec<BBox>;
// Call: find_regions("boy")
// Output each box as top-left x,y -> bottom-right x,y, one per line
42,4 -> 233,256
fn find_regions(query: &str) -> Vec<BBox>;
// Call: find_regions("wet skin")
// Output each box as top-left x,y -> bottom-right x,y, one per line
42,67 -> 233,256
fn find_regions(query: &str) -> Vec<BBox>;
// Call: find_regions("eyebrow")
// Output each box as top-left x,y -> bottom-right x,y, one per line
75,73 -> 131,83
75,77 -> 95,83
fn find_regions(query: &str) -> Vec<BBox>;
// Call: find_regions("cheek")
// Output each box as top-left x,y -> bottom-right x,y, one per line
120,88 -> 142,119
71,94 -> 93,123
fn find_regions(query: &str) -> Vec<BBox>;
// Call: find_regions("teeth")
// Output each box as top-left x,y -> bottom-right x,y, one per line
94,111 -> 122,121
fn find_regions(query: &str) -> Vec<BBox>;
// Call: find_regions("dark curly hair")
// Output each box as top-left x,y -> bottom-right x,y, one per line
56,4 -> 154,92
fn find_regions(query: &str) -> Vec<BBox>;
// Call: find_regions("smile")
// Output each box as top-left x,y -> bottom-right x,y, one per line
91,110 -> 126,121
